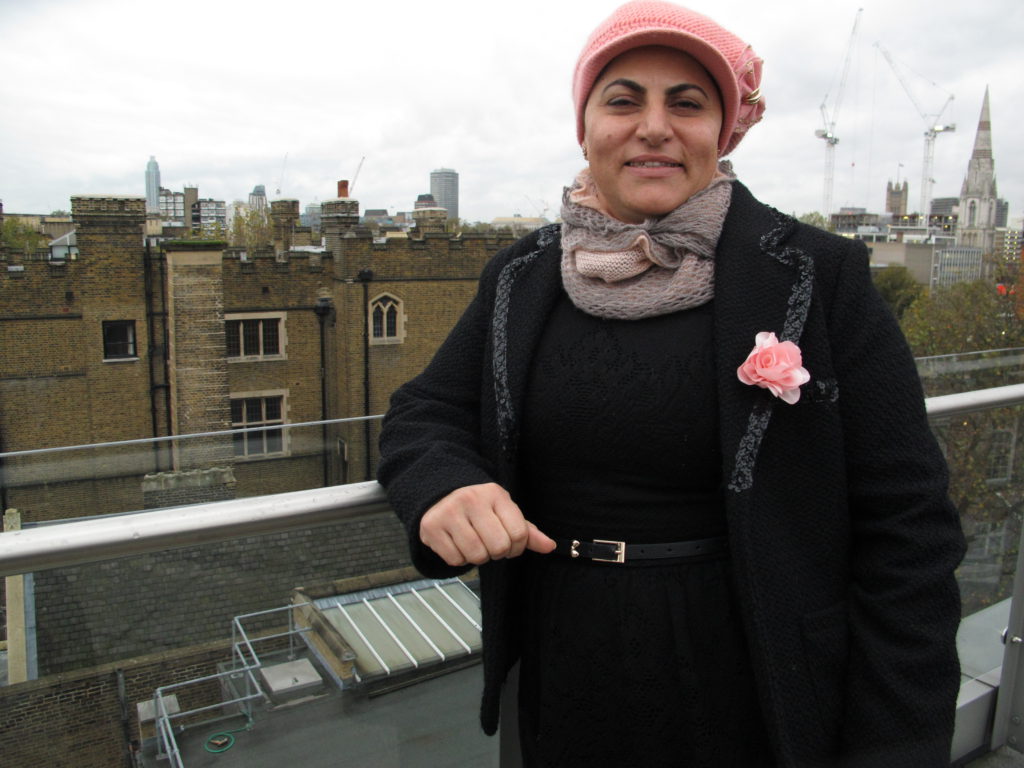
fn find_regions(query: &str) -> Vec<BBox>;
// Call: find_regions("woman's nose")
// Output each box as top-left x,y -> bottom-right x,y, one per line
637,106 -> 671,144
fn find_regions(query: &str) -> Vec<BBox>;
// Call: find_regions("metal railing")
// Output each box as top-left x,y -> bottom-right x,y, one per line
3,383 -> 1024,579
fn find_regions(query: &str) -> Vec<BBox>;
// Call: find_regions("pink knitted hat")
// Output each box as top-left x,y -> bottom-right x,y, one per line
573,1 -> 765,156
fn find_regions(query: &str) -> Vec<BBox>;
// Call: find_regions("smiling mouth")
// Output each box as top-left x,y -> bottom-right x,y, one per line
625,161 -> 682,168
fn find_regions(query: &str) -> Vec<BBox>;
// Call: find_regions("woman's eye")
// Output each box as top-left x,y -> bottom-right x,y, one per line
672,99 -> 701,110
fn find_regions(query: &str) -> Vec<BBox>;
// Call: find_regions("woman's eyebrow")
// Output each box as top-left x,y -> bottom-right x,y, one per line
666,83 -> 709,99
601,77 -> 644,95
600,79 -> 709,99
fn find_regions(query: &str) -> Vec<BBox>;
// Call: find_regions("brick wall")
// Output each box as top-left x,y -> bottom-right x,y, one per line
0,196 -> 166,522
0,639 -> 231,768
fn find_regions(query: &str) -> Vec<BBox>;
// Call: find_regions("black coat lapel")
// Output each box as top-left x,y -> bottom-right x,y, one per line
491,226 -> 563,461
714,183 -> 813,494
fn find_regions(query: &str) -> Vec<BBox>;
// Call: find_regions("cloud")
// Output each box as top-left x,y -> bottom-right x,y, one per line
1,0 -> 1020,222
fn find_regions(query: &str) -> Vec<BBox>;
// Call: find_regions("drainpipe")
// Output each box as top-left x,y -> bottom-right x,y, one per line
357,269 -> 374,480
143,238 -> 163,471
313,296 -> 333,487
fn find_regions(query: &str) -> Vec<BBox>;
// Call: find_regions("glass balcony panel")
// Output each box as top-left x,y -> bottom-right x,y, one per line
3,386 -> 1024,765
1,417 -> 382,521
1,524 -> 495,766
917,348 -> 1024,399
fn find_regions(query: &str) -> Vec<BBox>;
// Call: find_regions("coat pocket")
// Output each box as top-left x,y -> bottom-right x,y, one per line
801,600 -> 849,747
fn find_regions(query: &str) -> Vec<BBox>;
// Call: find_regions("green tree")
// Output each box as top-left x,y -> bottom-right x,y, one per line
872,265 -> 923,319
900,279 -> 1024,617
797,211 -> 829,231
457,220 -> 502,234
0,218 -> 48,253
901,281 -> 1024,363
229,207 -> 271,250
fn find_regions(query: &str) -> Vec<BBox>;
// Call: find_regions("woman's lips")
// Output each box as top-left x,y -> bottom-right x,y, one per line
625,160 -> 682,167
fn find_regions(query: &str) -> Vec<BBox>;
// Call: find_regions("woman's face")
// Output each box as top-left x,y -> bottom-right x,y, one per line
582,46 -> 723,223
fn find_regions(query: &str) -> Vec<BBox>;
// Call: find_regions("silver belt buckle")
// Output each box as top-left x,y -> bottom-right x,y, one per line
592,539 -> 626,564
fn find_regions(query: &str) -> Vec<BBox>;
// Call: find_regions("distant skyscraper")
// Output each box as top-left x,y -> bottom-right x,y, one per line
249,184 -> 268,212
145,156 -> 161,213
430,168 -> 459,221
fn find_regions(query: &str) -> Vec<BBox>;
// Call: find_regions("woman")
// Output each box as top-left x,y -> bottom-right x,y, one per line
379,2 -> 965,766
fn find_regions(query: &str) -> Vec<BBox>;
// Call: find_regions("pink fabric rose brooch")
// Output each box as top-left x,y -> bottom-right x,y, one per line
737,332 -> 810,404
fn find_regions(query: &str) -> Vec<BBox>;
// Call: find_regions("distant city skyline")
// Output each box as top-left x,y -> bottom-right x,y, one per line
1,0 -> 1021,223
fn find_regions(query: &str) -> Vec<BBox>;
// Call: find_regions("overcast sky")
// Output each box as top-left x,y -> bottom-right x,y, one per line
1,0 -> 1020,225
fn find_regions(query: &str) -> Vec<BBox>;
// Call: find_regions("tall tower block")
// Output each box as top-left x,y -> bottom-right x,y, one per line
430,168 -> 459,222
145,156 -> 160,213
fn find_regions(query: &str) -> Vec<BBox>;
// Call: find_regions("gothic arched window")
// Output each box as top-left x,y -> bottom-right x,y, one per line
369,294 -> 405,344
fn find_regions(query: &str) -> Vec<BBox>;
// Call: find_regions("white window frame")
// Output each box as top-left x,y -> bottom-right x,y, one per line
369,294 -> 406,345
102,320 -> 138,362
229,389 -> 289,459
225,312 -> 287,361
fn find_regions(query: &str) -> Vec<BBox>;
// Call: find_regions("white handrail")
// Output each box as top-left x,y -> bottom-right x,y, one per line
0,481 -> 389,577
3,385 -> 1024,579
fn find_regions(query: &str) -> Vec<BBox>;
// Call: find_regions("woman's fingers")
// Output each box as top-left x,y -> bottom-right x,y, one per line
419,483 -> 550,566
526,522 -> 557,554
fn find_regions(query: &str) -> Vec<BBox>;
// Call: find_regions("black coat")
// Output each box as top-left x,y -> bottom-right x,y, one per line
378,182 -> 966,767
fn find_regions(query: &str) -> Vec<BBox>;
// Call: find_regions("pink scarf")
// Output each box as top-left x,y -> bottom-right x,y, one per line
560,163 -> 734,320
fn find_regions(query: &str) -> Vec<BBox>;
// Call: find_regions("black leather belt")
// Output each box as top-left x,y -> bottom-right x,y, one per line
553,535 -> 727,564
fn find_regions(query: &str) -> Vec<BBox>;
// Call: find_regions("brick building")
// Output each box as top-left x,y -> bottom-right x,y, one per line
1,184 -> 514,518
0,183 -> 516,763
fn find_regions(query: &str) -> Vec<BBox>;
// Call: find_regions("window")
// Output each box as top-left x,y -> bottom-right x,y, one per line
370,294 -> 405,345
225,313 -> 285,360
102,320 -> 137,360
230,394 -> 285,457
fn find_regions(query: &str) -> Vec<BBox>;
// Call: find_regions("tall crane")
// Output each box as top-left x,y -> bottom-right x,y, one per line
350,156 -> 365,194
815,8 -> 863,221
875,43 -> 955,216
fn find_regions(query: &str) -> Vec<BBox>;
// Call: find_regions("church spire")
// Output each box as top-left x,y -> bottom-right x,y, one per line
958,87 -> 1000,252
972,87 -> 992,161
961,87 -> 996,199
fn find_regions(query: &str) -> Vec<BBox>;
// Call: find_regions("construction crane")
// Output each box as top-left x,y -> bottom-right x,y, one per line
815,8 -> 863,221
875,42 -> 955,216
350,157 -> 365,194
523,195 -> 551,221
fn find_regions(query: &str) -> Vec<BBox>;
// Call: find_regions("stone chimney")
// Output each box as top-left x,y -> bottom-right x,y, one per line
322,180 -> 360,260
70,195 -> 147,300
270,198 -> 300,255
412,207 -> 447,235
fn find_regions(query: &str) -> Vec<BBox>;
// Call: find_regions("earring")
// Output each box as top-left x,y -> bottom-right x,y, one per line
582,144 -> 589,161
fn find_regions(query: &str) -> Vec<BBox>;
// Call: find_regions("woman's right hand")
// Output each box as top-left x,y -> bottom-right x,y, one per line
419,483 -> 556,567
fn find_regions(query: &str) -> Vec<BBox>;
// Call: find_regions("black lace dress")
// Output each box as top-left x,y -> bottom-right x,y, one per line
515,293 -> 774,767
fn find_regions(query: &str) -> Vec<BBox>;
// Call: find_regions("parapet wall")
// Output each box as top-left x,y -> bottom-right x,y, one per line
332,231 -> 518,282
